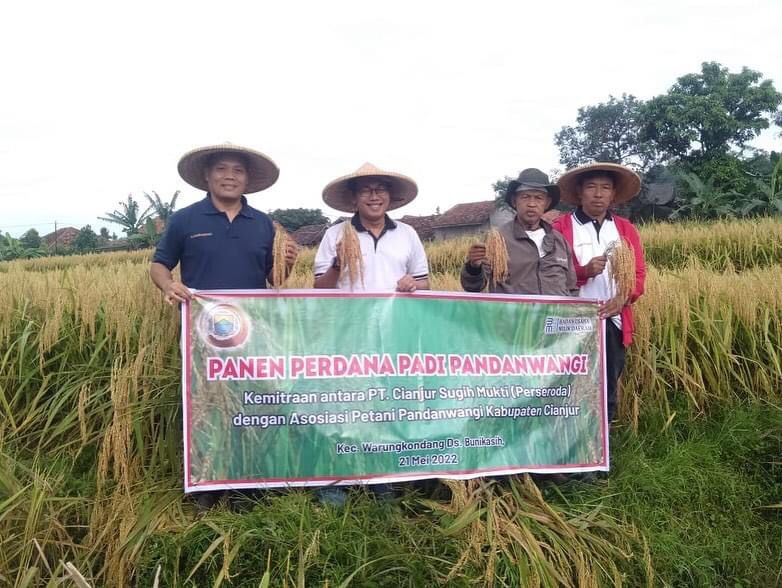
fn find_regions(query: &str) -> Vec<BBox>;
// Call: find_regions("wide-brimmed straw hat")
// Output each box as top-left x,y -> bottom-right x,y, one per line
322,162 -> 418,213
504,168 -> 560,211
177,142 -> 280,193
557,162 -> 641,205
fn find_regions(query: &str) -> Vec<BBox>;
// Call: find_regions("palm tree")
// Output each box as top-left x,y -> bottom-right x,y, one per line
144,190 -> 180,226
0,233 -> 20,260
0,233 -> 39,260
99,195 -> 152,236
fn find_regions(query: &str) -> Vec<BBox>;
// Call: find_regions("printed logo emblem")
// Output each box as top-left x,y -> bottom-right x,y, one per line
544,317 -> 594,335
199,303 -> 251,348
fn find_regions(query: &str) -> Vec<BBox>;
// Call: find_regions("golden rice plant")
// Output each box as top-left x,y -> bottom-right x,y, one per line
606,238 -> 637,304
426,236 -> 475,274
623,259 -> 782,428
271,222 -> 291,289
1,217 -> 781,585
424,477 -> 651,587
638,216 -> 782,270
338,221 -> 364,288
484,227 -> 509,289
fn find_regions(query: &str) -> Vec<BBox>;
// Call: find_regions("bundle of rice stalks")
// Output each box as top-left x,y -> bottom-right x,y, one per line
606,238 -> 636,304
338,221 -> 364,288
271,222 -> 290,289
484,228 -> 509,289
425,477 -> 649,587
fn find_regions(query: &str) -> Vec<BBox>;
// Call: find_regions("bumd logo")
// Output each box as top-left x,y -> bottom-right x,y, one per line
544,317 -> 594,335
198,303 -> 251,349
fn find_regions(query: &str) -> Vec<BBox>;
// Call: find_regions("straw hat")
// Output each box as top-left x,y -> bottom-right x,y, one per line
557,162 -> 641,205
504,168 -> 560,211
322,162 -> 418,213
177,142 -> 280,193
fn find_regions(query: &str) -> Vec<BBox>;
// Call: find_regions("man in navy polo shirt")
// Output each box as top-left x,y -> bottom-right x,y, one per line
150,143 -> 298,302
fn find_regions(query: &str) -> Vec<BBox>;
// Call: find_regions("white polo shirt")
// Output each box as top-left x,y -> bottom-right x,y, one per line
571,209 -> 622,330
314,216 -> 429,292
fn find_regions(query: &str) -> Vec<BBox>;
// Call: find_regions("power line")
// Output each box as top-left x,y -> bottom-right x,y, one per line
0,220 -> 96,231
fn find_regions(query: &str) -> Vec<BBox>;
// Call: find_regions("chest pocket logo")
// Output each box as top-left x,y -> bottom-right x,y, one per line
190,232 -> 213,239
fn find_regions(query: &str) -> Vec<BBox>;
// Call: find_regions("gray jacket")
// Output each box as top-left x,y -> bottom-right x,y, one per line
460,220 -> 578,296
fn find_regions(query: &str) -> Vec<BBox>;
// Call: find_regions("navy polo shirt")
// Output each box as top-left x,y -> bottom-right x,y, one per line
153,195 -> 276,290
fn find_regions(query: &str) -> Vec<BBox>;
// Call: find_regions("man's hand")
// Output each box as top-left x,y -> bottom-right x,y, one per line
396,274 -> 418,292
163,280 -> 193,305
467,244 -> 487,268
599,296 -> 625,320
285,240 -> 299,268
584,255 -> 607,278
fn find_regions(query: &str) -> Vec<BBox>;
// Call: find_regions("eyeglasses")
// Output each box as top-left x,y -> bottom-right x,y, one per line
357,185 -> 390,197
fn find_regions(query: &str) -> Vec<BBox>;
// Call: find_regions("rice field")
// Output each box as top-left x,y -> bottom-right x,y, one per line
1,217 -> 780,587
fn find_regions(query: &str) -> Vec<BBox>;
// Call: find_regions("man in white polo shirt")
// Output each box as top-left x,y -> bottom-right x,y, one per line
314,162 -> 429,291
552,163 -> 647,423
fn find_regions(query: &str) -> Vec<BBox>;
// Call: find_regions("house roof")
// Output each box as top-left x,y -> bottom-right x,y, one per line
431,201 -> 496,228
291,223 -> 329,246
43,227 -> 80,248
396,214 -> 437,241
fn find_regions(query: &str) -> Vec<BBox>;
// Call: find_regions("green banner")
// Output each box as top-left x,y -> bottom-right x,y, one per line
182,291 -> 607,491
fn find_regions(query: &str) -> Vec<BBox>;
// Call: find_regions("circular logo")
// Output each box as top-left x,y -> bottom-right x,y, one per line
199,303 -> 251,349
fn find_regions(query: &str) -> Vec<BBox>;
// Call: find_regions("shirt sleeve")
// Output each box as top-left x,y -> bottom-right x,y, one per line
460,262 -> 487,292
313,225 -> 338,277
406,226 -> 429,279
152,210 -> 184,270
626,223 -> 646,304
565,242 -> 579,296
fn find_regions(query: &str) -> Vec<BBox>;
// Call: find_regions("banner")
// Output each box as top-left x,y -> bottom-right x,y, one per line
182,291 -> 607,492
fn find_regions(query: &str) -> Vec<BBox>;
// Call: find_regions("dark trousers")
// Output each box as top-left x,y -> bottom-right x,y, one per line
605,321 -> 626,421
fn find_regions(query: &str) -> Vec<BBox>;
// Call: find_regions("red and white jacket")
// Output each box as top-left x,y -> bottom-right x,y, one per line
552,212 -> 647,347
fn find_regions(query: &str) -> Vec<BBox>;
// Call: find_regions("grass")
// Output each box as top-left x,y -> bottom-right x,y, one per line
601,404 -> 782,587
1,217 -> 781,586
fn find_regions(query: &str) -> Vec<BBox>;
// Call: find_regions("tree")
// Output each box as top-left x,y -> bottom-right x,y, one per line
492,176 -> 514,211
640,62 -> 782,163
72,225 -> 99,253
144,190 -> 180,226
128,218 -> 162,249
743,158 -> 782,215
269,208 -> 329,232
555,94 -> 661,172
0,233 -> 25,260
19,228 -> 41,249
99,195 -> 152,236
670,172 -> 741,219
99,227 -> 111,240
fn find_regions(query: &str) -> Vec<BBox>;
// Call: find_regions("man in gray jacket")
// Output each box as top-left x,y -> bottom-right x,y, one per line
461,168 -> 577,296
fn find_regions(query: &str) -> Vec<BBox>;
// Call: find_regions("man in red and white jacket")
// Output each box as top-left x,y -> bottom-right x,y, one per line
552,163 -> 647,422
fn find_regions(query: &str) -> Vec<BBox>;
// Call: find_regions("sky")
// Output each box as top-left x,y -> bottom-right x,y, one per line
1,0 -> 781,237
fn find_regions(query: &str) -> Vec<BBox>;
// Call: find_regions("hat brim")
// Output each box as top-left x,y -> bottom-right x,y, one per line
178,144 -> 280,194
504,181 -> 560,212
557,163 -> 641,205
323,170 -> 418,213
